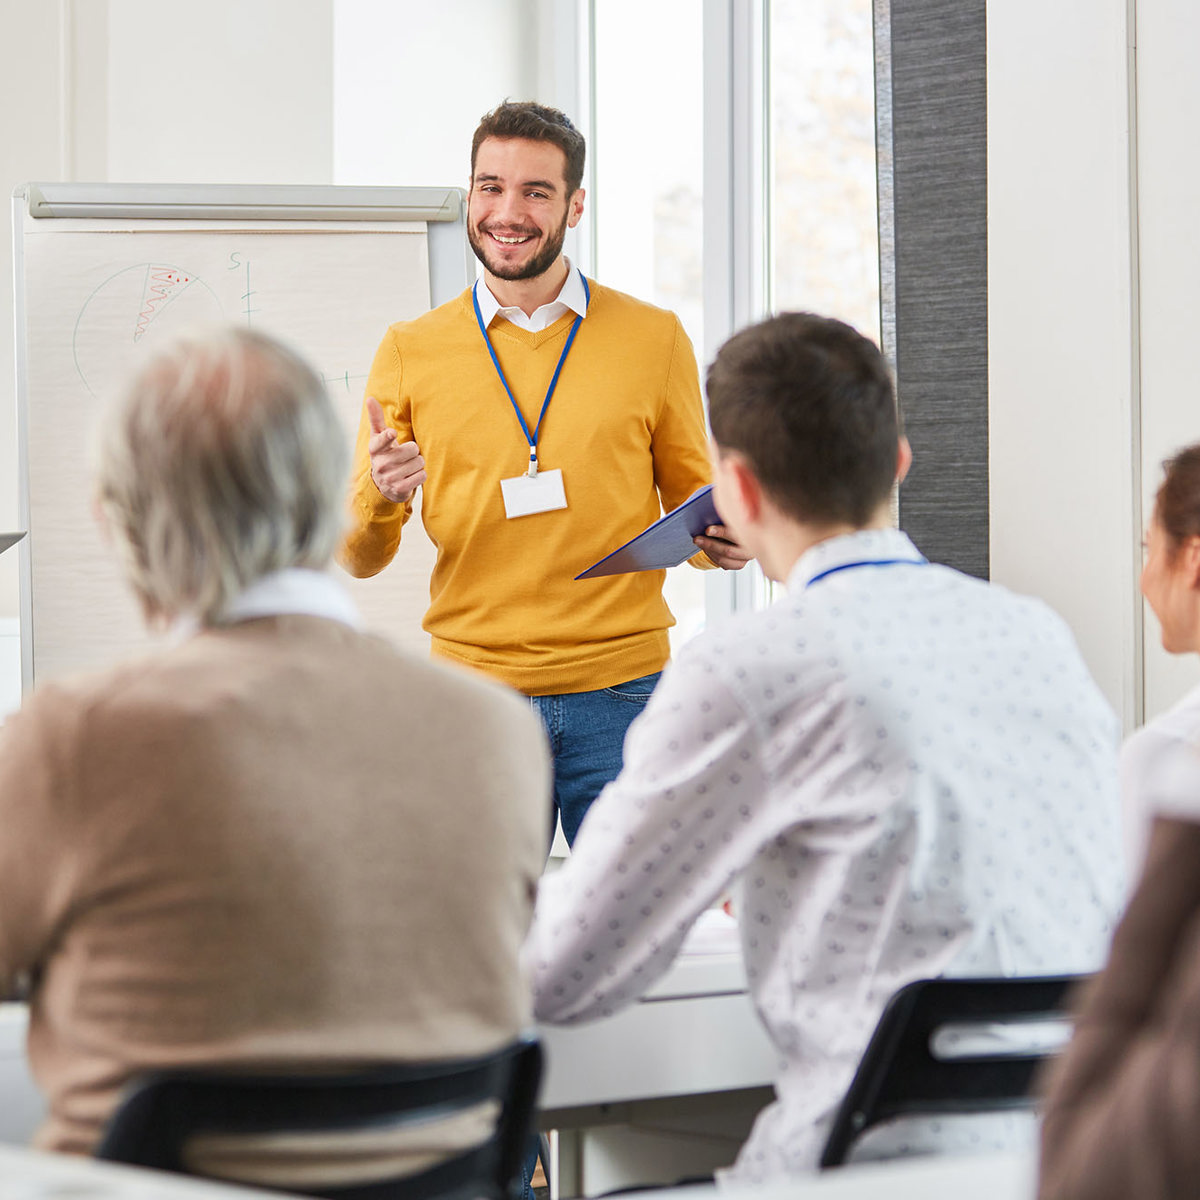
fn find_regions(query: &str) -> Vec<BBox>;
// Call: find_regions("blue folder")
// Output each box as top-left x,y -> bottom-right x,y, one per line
575,485 -> 720,580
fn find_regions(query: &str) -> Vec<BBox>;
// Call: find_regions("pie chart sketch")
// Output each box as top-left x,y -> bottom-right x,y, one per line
73,263 -> 224,398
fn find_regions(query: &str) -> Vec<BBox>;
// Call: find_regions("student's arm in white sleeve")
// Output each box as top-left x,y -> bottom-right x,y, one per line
524,648 -> 767,1024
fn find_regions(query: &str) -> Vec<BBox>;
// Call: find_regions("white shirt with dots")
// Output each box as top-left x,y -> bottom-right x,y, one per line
525,527 -> 1124,1183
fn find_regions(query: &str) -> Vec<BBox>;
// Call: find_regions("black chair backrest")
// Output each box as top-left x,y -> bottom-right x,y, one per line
819,975 -> 1083,1169
95,1036 -> 542,1200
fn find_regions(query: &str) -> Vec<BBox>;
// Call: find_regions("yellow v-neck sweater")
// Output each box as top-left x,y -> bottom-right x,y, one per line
340,281 -> 713,695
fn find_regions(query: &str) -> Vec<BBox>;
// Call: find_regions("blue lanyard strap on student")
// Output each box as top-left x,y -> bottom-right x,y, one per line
472,274 -> 590,477
805,556 -> 928,588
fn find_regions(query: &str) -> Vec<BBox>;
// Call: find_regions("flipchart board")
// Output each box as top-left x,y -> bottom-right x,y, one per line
11,183 -> 474,691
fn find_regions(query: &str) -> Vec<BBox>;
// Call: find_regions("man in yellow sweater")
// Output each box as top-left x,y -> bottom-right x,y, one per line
340,101 -> 748,847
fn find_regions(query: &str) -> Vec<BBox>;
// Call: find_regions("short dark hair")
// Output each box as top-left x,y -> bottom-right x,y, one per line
1156,443 -> 1200,558
471,101 -> 586,195
707,312 -> 898,527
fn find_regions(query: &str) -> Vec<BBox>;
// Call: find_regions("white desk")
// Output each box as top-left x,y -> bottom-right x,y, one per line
0,1144 -> 298,1200
0,1144 -> 1036,1200
0,1005 -> 41,1145
540,952 -> 775,1111
650,1150 -> 1036,1200
537,952 -> 777,1196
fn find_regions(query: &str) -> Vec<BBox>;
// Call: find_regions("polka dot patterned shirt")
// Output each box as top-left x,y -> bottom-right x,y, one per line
525,529 -> 1124,1183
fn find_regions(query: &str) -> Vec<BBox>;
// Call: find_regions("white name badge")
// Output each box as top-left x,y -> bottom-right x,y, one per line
500,468 -> 568,519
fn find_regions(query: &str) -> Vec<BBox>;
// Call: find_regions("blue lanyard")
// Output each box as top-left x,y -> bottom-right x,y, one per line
472,275 -> 590,477
805,556 -> 928,588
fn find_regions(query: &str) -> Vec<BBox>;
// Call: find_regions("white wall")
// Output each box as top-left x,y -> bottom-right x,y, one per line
0,0 -> 536,672
332,0 -> 536,187
1,0 -> 336,638
987,0 -> 1140,728
1133,0 -> 1200,719
990,0 -> 1200,730
0,2 -> 71,624
107,0 -> 333,185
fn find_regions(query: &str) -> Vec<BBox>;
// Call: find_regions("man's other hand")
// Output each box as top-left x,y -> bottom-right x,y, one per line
367,396 -> 427,504
694,525 -> 752,571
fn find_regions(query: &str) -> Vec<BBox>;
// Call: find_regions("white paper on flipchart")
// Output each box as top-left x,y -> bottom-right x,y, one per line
21,224 -> 438,683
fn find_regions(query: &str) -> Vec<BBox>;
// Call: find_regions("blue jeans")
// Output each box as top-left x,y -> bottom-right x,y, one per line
529,672 -> 662,847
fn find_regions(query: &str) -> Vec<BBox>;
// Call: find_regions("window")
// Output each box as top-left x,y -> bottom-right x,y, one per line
769,0 -> 880,341
593,0 -> 708,650
587,0 -> 881,632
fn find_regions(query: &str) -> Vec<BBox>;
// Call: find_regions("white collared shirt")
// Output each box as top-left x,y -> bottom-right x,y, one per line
221,568 -> 363,628
1120,681 -> 1200,880
171,569 -> 364,638
525,528 -> 1123,1182
474,259 -> 589,333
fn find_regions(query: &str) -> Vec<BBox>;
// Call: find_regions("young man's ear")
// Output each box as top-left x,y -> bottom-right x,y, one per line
896,436 -> 913,485
568,188 -> 586,228
719,452 -> 764,525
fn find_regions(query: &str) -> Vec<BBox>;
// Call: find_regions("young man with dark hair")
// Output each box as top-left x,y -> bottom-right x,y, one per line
525,312 -> 1124,1182
341,100 -> 748,848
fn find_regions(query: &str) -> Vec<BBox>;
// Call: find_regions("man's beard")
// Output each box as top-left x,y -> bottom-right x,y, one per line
468,208 -> 571,282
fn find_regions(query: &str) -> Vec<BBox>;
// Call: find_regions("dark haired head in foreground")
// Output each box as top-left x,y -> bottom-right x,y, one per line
704,311 -> 910,583
707,311 -> 900,528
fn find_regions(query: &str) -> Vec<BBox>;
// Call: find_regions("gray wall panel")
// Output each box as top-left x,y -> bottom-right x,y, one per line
878,0 -> 989,578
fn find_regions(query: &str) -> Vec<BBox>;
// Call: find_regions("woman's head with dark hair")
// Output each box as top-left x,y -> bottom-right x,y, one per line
1155,444 -> 1200,557
1142,443 -> 1200,655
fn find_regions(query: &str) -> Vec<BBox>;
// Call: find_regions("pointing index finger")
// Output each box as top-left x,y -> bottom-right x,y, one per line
366,396 -> 388,435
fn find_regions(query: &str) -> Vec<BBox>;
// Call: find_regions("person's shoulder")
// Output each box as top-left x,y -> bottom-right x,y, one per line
1121,716 -> 1174,791
384,288 -> 476,346
1137,681 -> 1200,745
927,562 -> 1079,639
925,568 -> 1115,720
2,672 -> 93,737
586,280 -> 685,333
698,598 -> 785,651
1122,684 -> 1200,806
209,619 -> 546,753
3,647 -> 188,751
356,632 -> 543,737
670,598 -> 803,696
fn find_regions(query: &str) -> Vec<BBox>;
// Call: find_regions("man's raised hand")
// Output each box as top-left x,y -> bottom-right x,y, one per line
367,396 -> 427,504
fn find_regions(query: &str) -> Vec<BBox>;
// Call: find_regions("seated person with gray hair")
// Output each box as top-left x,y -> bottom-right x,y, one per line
0,328 -> 549,1187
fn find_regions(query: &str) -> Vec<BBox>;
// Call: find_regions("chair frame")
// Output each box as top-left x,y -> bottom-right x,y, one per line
95,1036 -> 542,1200
819,974 -> 1083,1169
